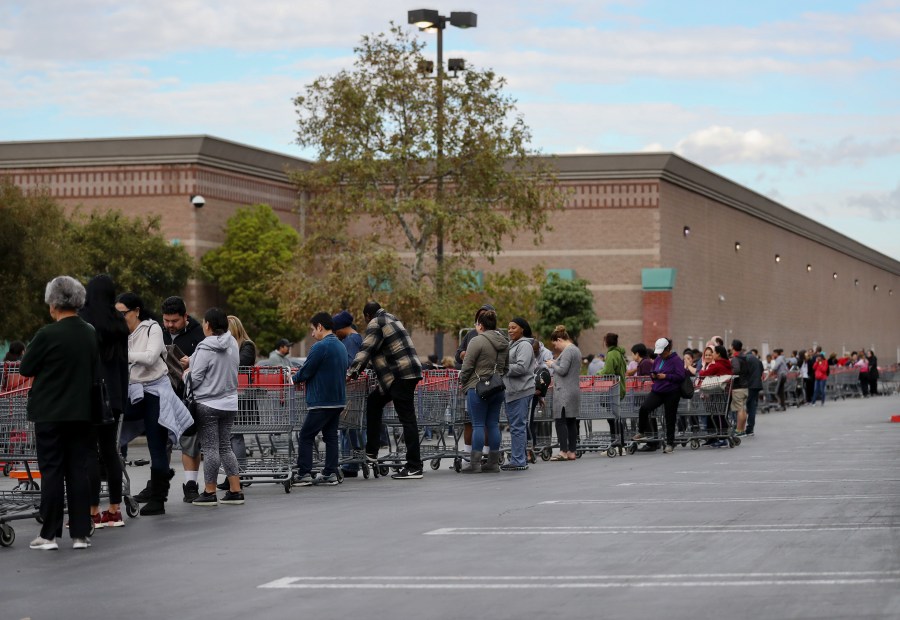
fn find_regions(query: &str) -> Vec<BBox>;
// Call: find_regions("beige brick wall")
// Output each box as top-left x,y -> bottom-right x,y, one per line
660,181 -> 900,359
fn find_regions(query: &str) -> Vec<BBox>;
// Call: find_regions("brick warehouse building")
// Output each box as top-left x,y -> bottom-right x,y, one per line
1,135 -> 898,361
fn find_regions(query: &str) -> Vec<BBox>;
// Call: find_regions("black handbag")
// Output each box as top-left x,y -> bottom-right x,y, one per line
92,379 -> 116,425
182,373 -> 199,437
680,375 -> 695,399
475,362 -> 505,400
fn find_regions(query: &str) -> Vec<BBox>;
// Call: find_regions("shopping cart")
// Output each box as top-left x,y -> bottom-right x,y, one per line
678,375 -> 740,449
620,377 -> 664,453
576,375 -> 621,458
233,366 -> 295,493
338,375 -> 371,478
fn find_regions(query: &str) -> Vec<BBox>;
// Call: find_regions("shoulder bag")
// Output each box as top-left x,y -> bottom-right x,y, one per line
182,372 -> 199,437
92,379 -> 116,426
475,337 -> 506,400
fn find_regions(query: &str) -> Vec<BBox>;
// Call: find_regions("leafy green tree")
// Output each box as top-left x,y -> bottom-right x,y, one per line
68,209 -> 194,315
534,273 -> 598,344
201,204 -> 300,350
291,24 -> 563,346
0,180 -> 71,341
0,182 -> 195,341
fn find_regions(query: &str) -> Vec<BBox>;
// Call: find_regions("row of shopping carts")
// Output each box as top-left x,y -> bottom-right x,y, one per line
758,364 -> 900,410
0,364 -> 737,544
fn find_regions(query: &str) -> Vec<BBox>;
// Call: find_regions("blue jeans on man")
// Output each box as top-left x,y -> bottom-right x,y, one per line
811,379 -> 827,405
340,429 -> 364,474
504,395 -> 531,466
746,387 -> 761,434
296,407 -> 341,476
466,389 -> 504,453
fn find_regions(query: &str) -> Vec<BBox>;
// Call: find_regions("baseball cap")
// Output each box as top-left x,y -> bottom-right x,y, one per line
653,338 -> 669,354
275,338 -> 292,348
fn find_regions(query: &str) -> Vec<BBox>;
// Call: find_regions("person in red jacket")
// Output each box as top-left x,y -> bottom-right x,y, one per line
811,353 -> 829,406
699,345 -> 733,443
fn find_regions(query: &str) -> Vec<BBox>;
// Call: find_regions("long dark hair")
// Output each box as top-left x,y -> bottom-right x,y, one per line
79,274 -> 129,363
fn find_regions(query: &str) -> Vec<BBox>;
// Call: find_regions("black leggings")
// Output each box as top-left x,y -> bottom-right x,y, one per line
555,408 -> 579,452
638,389 -> 681,446
88,416 -> 123,505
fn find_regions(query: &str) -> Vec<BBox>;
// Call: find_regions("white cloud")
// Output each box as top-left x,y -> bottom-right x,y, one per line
671,126 -> 798,165
843,183 -> 900,220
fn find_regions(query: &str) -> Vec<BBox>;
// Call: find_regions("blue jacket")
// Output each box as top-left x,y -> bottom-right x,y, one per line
292,334 -> 348,408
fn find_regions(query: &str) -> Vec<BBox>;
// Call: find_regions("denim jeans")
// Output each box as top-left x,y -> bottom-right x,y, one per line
746,388 -> 761,433
811,379 -> 827,405
340,429 -> 364,473
505,395 -> 531,466
466,388 -> 503,453
124,392 -> 168,474
296,407 -> 341,476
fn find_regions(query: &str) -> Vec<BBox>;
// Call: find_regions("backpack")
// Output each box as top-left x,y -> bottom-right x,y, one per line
534,367 -> 551,397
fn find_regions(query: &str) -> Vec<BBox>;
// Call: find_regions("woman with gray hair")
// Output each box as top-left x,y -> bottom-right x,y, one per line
20,276 -> 100,550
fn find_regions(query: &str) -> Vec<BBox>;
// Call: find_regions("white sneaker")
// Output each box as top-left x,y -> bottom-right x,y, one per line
30,536 -> 58,550
72,537 -> 91,550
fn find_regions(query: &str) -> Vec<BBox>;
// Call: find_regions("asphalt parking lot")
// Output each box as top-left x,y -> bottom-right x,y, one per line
3,395 -> 899,620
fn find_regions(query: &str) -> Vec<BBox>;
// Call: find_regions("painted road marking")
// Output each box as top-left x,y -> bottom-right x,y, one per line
259,571 -> 900,589
423,523 -> 898,535
616,478 -> 900,486
539,494 -> 900,505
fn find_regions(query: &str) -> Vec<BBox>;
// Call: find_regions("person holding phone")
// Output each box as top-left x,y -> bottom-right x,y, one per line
632,338 -> 685,454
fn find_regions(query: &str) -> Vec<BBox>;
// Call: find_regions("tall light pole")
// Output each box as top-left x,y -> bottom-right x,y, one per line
407,9 -> 477,359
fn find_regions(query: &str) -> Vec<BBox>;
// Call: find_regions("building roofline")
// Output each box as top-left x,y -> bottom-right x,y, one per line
1,136 -> 897,275
0,135 -> 312,183
545,151 -> 900,276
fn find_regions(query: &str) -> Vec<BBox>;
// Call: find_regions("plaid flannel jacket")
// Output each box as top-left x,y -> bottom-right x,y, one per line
350,309 -> 422,391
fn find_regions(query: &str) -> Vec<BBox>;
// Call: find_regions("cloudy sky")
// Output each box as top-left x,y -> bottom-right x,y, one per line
2,0 -> 898,260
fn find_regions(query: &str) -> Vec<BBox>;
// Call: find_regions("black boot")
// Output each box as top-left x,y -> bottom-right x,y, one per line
140,469 -> 173,516
133,479 -> 153,503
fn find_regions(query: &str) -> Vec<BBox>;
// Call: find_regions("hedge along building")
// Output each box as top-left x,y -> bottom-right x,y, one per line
2,136 -> 899,360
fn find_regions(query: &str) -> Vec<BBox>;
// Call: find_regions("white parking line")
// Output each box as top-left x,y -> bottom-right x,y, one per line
616,478 -> 900,486
259,571 -> 900,589
539,494 -> 900,504
423,523 -> 897,535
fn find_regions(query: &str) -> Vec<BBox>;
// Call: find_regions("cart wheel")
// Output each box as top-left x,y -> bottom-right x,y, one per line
527,450 -> 536,464
2,463 -> 10,476
0,524 -> 15,547
540,448 -> 552,461
453,458 -> 462,472
337,470 -> 344,484
733,436 -> 742,447
430,459 -> 441,471
497,453 -> 506,465
378,466 -> 390,477
606,447 -> 617,458
361,464 -> 370,479
124,496 -> 139,518
690,439 -> 700,451
727,437 -> 736,448
627,443 -> 637,455
283,480 -> 292,493
575,450 -> 583,459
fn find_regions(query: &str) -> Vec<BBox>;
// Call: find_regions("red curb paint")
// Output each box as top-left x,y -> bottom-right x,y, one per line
891,415 -> 900,423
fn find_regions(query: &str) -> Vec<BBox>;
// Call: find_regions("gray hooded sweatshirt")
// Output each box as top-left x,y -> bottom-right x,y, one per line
504,337 -> 535,403
459,330 -> 510,392
188,332 -> 239,410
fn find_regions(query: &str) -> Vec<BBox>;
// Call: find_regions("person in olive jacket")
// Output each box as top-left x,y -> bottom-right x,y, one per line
21,276 -> 99,551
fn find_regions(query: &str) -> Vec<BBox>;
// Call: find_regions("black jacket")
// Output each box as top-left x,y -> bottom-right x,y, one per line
163,316 -> 205,357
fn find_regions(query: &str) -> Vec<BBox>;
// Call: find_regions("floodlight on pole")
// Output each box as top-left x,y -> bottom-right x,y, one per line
406,8 -> 478,359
